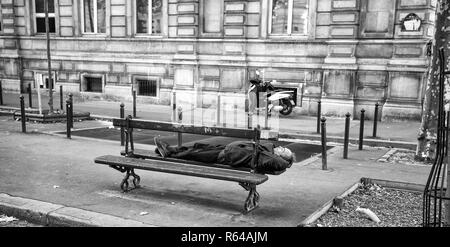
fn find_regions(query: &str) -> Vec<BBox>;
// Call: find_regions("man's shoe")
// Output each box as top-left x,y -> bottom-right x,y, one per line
154,136 -> 170,158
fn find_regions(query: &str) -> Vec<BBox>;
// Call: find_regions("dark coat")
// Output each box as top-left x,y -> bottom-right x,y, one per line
164,141 -> 292,173
218,141 -> 292,173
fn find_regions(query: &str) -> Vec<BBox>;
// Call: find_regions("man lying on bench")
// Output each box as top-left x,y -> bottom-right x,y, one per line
153,137 -> 294,174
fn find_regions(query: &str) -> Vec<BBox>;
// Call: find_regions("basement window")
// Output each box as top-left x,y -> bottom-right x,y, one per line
136,79 -> 158,97
82,75 -> 103,93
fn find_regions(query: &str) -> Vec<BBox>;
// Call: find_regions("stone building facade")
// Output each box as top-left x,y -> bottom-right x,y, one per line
0,0 -> 437,120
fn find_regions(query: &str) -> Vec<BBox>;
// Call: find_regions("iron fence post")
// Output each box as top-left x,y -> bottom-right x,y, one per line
172,91 -> 176,122
20,95 -> 26,133
60,85 -> 63,111
245,98 -> 252,129
0,80 -> 3,105
264,92 -> 269,129
177,106 -> 182,147
359,109 -> 365,150
317,100 -> 321,134
217,95 -> 221,126
373,102 -> 379,138
133,90 -> 137,118
234,104 -> 238,128
321,117 -> 327,170
344,112 -> 351,159
68,93 -> 73,128
28,84 -> 33,108
191,103 -> 195,125
120,103 -> 125,146
66,99 -> 71,139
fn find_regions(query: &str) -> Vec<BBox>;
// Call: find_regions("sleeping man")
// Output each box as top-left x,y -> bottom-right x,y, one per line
153,136 -> 294,173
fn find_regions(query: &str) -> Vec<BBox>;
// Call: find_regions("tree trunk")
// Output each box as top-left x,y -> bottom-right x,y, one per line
416,0 -> 450,162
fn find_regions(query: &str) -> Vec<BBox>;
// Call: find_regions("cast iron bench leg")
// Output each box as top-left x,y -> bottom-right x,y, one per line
240,183 -> 260,213
120,168 -> 141,192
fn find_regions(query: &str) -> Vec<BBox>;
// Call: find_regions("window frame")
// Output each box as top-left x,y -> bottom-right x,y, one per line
134,0 -> 164,37
32,0 -> 58,35
359,0 -> 396,39
81,0 -> 107,34
80,73 -> 105,93
132,75 -> 160,98
199,0 -> 223,37
268,0 -> 312,38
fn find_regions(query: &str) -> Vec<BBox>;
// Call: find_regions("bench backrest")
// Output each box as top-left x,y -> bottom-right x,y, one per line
112,117 -> 260,140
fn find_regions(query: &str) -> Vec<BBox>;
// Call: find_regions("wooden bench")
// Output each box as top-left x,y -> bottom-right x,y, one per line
94,115 -> 278,213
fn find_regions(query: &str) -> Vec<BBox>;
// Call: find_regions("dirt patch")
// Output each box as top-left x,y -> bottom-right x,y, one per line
314,184 -> 422,227
381,149 -> 429,166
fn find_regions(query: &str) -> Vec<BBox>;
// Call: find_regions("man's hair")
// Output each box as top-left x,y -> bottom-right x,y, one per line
274,146 -> 295,165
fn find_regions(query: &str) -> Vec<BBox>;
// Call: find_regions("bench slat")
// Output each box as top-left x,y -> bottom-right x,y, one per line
95,155 -> 269,185
112,118 -> 257,139
121,149 -> 286,175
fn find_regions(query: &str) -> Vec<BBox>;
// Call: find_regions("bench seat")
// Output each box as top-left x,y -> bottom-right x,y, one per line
95,155 -> 269,185
120,149 -> 286,175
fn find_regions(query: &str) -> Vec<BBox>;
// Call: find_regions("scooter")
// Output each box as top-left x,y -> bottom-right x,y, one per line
248,76 -> 296,116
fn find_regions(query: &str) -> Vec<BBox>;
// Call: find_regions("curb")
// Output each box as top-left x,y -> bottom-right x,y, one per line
279,132 -> 417,150
90,114 -> 115,121
0,193 -> 156,227
297,181 -> 361,227
360,177 -> 425,192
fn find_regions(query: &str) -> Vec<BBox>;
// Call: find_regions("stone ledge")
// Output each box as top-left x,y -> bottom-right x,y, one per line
0,193 -> 155,227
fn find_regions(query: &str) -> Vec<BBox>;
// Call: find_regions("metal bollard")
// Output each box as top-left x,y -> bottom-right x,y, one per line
120,103 -> 125,146
20,95 -> 26,133
317,100 -> 322,134
217,95 -> 221,126
66,99 -> 71,139
343,112 -> 351,159
172,92 -> 177,122
359,109 -> 365,150
245,98 -> 252,129
60,85 -> 63,111
133,90 -> 137,118
0,80 -> 3,105
234,104 -> 238,128
264,93 -> 269,129
68,93 -> 73,128
373,102 -> 379,138
321,117 -> 327,170
177,106 -> 183,147
28,84 -> 33,108
191,103 -> 195,125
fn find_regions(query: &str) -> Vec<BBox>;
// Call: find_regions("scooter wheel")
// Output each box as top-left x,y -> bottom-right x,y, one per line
279,99 -> 293,115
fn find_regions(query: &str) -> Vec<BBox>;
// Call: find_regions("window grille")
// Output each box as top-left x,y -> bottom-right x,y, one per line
137,79 -> 157,97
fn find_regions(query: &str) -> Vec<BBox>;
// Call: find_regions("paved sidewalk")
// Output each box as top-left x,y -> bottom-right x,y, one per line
1,92 -> 421,148
0,115 -> 430,227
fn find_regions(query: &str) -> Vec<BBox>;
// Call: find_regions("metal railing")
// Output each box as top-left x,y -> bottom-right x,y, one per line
423,48 -> 450,227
